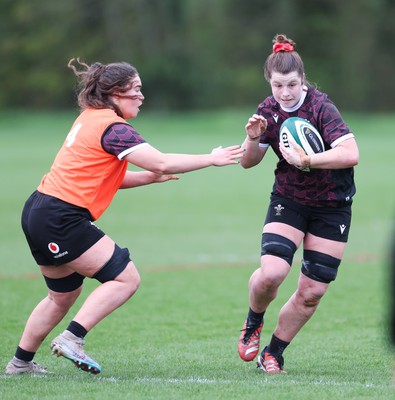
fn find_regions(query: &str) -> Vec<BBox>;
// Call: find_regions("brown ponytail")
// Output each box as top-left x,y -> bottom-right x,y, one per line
68,58 -> 139,117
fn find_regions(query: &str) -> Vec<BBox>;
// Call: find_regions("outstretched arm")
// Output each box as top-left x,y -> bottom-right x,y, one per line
124,144 -> 244,174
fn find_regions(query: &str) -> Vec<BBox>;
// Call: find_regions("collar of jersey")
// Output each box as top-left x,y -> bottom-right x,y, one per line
280,85 -> 308,113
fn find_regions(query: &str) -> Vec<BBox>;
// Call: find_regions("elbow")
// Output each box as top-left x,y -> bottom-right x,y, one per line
240,160 -> 248,169
149,161 -> 171,175
350,155 -> 359,167
150,166 -> 167,175
344,140 -> 359,167
150,154 -> 179,174
241,163 -> 253,169
340,155 -> 358,169
348,150 -> 360,167
240,159 -> 258,169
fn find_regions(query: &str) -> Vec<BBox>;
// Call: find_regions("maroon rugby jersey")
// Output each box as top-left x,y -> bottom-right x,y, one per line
257,87 -> 356,207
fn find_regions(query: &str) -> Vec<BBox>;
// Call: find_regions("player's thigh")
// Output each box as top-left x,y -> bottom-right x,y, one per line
39,235 -> 127,296
260,222 -> 305,280
263,222 -> 305,247
304,203 -> 351,259
61,235 -> 116,278
40,264 -> 77,279
304,233 -> 347,260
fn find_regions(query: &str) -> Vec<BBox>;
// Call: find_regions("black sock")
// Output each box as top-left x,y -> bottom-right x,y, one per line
15,346 -> 35,362
66,320 -> 88,338
247,307 -> 265,327
267,334 -> 290,358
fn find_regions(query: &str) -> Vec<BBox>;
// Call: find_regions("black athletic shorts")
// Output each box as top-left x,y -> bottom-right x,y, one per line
21,191 -> 105,266
264,194 -> 352,243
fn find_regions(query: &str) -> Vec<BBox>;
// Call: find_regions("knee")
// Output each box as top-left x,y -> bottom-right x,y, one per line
261,273 -> 284,292
123,264 -> 141,297
48,286 -> 82,310
295,277 -> 328,310
298,289 -> 324,308
250,266 -> 285,293
92,244 -> 138,291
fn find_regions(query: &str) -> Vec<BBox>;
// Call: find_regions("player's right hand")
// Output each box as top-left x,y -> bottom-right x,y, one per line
211,145 -> 244,166
245,114 -> 267,141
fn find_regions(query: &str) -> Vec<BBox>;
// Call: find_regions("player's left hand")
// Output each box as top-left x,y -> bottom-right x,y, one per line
279,138 -> 309,169
151,172 -> 179,183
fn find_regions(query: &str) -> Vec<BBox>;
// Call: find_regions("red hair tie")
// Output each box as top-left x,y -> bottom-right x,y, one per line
273,43 -> 294,53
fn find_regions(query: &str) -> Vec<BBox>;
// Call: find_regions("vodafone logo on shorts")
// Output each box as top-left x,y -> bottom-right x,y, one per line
48,242 -> 60,254
48,242 -> 69,259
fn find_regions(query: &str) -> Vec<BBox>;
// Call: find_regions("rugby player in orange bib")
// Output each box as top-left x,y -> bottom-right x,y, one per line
5,59 -> 244,374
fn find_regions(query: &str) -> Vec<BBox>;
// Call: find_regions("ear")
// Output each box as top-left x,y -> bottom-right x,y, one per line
111,95 -> 119,107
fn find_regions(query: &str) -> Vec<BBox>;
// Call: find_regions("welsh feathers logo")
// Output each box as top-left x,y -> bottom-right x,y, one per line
48,242 -> 60,254
274,204 -> 284,216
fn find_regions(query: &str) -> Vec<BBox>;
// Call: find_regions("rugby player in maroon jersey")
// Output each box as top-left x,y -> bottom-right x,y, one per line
238,34 -> 359,374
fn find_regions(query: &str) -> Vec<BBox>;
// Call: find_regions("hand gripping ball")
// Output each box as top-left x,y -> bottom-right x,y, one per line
279,117 -> 324,171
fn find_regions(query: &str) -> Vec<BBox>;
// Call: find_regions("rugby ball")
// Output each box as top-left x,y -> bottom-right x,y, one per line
279,117 -> 324,171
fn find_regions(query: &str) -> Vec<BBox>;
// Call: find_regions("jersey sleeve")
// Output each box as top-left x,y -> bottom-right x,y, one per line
101,123 -> 148,160
317,98 -> 354,148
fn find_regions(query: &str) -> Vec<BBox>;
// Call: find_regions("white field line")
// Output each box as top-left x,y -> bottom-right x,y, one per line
0,374 -> 390,389
98,376 -> 389,389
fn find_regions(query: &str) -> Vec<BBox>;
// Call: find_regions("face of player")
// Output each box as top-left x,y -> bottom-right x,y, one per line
270,71 -> 304,109
112,76 -> 144,119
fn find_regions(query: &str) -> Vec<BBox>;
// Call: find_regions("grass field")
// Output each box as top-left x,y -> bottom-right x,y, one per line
0,109 -> 394,399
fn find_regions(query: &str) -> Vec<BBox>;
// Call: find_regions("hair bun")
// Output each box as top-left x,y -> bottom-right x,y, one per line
273,42 -> 294,53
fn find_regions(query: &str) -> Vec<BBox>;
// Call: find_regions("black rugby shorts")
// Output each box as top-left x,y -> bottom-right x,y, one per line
22,191 -> 105,266
264,194 -> 352,243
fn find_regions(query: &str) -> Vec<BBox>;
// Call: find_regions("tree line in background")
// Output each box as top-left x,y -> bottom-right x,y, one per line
1,0 -> 394,112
